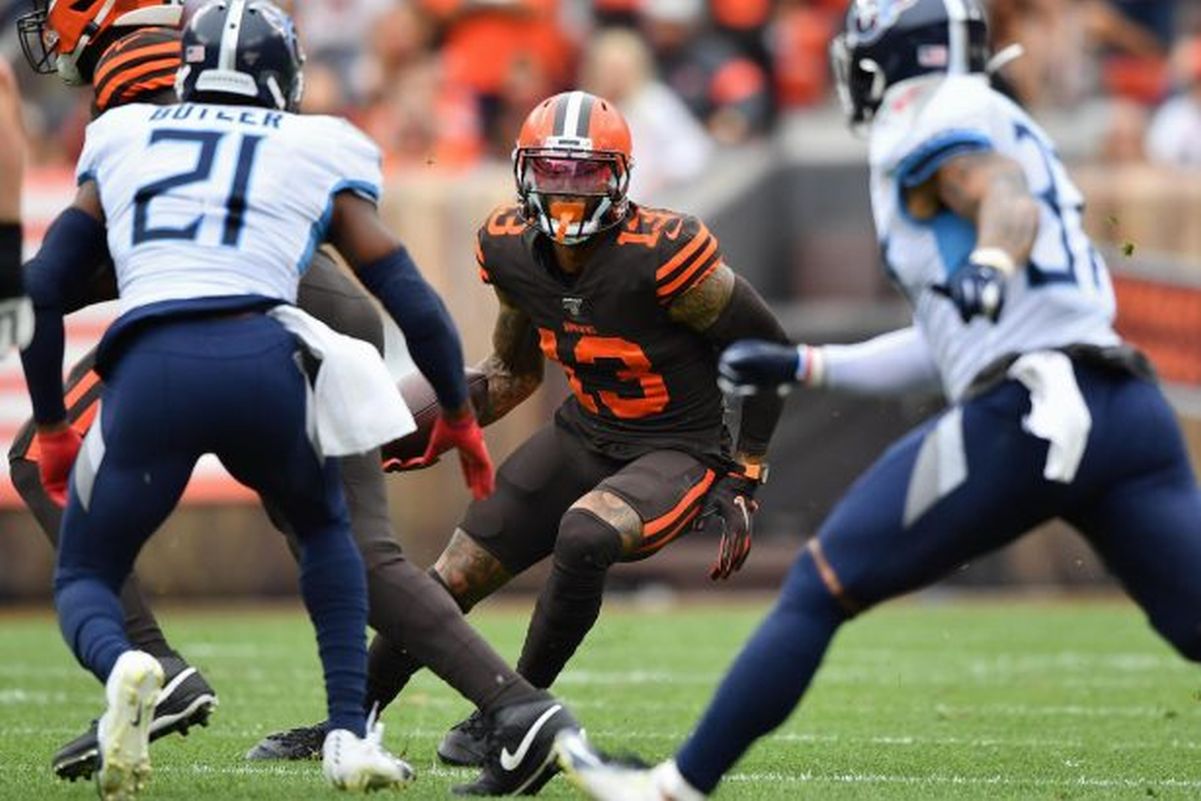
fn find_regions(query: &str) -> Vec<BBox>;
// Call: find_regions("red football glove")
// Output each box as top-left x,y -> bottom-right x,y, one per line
36,426 -> 82,507
384,412 -> 494,500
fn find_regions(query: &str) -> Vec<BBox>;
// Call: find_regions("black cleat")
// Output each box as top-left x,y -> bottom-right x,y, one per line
53,655 -> 217,782
438,709 -> 489,767
453,695 -> 580,796
245,720 -> 329,761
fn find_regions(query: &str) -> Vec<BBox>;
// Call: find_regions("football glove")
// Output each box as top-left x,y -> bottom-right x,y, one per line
717,340 -> 805,397
932,258 -> 1006,324
696,471 -> 759,581
0,295 -> 33,353
36,426 -> 81,506
385,411 -> 495,500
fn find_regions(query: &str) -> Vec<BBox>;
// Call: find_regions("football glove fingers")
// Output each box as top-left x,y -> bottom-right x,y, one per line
36,426 -> 81,507
717,340 -> 802,397
931,261 -> 1006,324
0,296 -> 33,353
697,473 -> 758,581
426,412 -> 495,500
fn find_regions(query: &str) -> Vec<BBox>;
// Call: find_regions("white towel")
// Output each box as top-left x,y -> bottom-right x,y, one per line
268,305 -> 415,457
1006,351 -> 1091,484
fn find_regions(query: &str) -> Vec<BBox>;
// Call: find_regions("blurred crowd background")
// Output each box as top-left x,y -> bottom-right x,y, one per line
2,0 -> 1201,177
6,0 -> 1201,599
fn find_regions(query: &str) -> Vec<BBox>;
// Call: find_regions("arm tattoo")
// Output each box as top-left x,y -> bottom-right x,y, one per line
475,289 -> 544,426
433,528 -> 513,611
667,262 -> 736,333
936,153 -> 1040,267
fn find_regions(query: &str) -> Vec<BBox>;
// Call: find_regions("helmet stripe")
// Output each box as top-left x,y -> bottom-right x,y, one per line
560,90 -> 586,138
218,0 -> 248,71
576,93 -> 595,139
552,93 -> 569,137
944,0 -> 968,74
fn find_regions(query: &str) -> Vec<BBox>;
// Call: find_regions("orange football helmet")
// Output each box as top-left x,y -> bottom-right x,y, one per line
513,91 -> 634,245
18,0 -> 184,85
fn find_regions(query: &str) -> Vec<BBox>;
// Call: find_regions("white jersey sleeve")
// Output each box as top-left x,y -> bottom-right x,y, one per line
867,76 -> 1118,401
76,103 -> 385,314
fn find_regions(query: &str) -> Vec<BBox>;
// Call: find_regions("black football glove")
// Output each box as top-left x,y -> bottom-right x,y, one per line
932,260 -> 1006,323
717,340 -> 804,397
695,471 -> 759,581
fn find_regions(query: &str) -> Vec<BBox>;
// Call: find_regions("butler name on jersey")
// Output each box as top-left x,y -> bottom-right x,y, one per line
477,201 -> 727,462
77,101 -> 381,314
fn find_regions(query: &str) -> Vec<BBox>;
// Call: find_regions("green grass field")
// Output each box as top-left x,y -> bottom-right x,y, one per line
2,598 -> 1199,800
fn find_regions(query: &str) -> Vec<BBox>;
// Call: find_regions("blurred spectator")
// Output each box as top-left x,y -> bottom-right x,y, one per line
1146,36 -> 1201,168
1101,98 -> 1150,163
581,28 -> 712,198
433,0 -> 575,157
593,0 -> 641,29
641,0 -> 771,145
293,0 -> 396,102
771,0 -> 841,109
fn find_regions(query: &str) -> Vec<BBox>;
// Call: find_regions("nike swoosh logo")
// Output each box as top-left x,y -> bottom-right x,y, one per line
132,705 -> 143,727
499,704 -> 562,772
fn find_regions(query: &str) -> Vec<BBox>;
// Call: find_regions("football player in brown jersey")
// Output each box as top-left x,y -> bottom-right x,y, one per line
380,90 -> 791,768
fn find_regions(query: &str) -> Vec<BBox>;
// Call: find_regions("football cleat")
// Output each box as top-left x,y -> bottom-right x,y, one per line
95,650 -> 163,801
54,655 -> 217,782
245,720 -> 329,761
322,714 -> 415,793
453,694 -> 580,796
437,709 -> 489,767
555,731 -> 706,801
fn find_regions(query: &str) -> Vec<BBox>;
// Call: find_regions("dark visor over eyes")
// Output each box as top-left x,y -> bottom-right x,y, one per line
527,156 -> 615,195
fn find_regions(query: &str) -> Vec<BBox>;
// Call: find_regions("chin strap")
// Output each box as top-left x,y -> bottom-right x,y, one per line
986,43 -> 1025,75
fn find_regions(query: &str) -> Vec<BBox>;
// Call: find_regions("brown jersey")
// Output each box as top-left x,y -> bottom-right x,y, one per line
477,203 -> 729,463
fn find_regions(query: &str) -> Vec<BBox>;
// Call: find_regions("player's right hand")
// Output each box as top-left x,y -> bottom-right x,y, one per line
932,260 -> 1006,323
401,410 -> 495,500
717,340 -> 804,396
36,425 -> 82,506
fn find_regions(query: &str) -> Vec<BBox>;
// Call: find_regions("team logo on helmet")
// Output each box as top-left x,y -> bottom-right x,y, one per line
852,0 -> 919,43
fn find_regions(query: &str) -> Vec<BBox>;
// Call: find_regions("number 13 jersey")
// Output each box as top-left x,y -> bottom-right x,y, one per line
477,203 -> 728,463
870,75 -> 1119,401
76,102 -> 382,314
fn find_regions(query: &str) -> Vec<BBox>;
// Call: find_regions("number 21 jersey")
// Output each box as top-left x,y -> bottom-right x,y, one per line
477,203 -> 728,463
76,102 -> 382,314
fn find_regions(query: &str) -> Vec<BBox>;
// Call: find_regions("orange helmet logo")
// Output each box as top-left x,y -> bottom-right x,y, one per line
514,91 -> 635,246
19,0 -> 184,85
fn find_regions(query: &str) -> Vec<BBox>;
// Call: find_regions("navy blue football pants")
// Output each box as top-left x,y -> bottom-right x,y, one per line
53,313 -> 369,736
677,363 -> 1201,792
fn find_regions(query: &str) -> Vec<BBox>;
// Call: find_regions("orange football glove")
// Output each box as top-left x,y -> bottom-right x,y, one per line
36,426 -> 81,507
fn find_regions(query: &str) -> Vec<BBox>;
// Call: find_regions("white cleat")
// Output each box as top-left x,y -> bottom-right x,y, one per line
322,714 -> 415,793
96,650 -> 164,801
555,731 -> 706,801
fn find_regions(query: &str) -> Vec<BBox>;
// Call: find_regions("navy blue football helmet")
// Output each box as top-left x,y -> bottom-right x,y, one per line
177,0 -> 304,111
830,0 -> 990,125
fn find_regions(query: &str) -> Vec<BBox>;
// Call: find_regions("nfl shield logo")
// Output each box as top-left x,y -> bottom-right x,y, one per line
185,45 -> 206,63
561,297 -> 585,318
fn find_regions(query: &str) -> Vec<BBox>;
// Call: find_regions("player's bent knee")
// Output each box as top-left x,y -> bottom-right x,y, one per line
778,545 -> 858,624
554,509 -> 623,573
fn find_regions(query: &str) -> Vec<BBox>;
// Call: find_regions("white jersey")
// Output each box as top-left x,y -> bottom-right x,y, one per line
76,103 -> 382,313
870,75 -> 1118,401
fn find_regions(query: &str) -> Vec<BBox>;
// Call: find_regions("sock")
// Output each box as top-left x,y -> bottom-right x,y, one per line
56,575 -> 131,682
515,509 -> 621,689
674,551 -> 848,794
119,576 -> 181,661
298,527 -> 369,737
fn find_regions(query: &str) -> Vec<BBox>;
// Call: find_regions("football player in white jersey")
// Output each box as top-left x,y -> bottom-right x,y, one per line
13,1 -> 578,797
556,1 -> 1201,798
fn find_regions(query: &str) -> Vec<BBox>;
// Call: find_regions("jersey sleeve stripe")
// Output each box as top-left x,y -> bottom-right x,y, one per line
657,236 -> 720,301
655,223 -> 713,281
475,239 -> 491,283
896,129 -> 993,188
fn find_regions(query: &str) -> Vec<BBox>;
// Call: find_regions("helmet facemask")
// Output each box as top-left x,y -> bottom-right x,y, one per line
515,148 -> 631,246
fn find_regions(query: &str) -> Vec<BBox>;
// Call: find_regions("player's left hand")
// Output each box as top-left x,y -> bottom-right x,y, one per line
717,340 -> 803,397
36,425 -> 81,506
696,471 -> 759,581
0,296 -> 33,352
932,260 -> 1006,323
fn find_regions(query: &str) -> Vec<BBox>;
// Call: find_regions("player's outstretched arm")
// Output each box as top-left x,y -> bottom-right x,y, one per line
669,263 -> 788,579
916,152 -> 1040,323
474,287 -> 544,426
328,191 -> 494,498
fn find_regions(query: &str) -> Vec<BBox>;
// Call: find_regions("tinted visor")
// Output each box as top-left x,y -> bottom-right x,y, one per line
17,3 -> 58,75
525,155 -> 618,197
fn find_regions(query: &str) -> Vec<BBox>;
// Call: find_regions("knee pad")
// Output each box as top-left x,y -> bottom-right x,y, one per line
554,509 -> 623,573
777,547 -> 856,625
